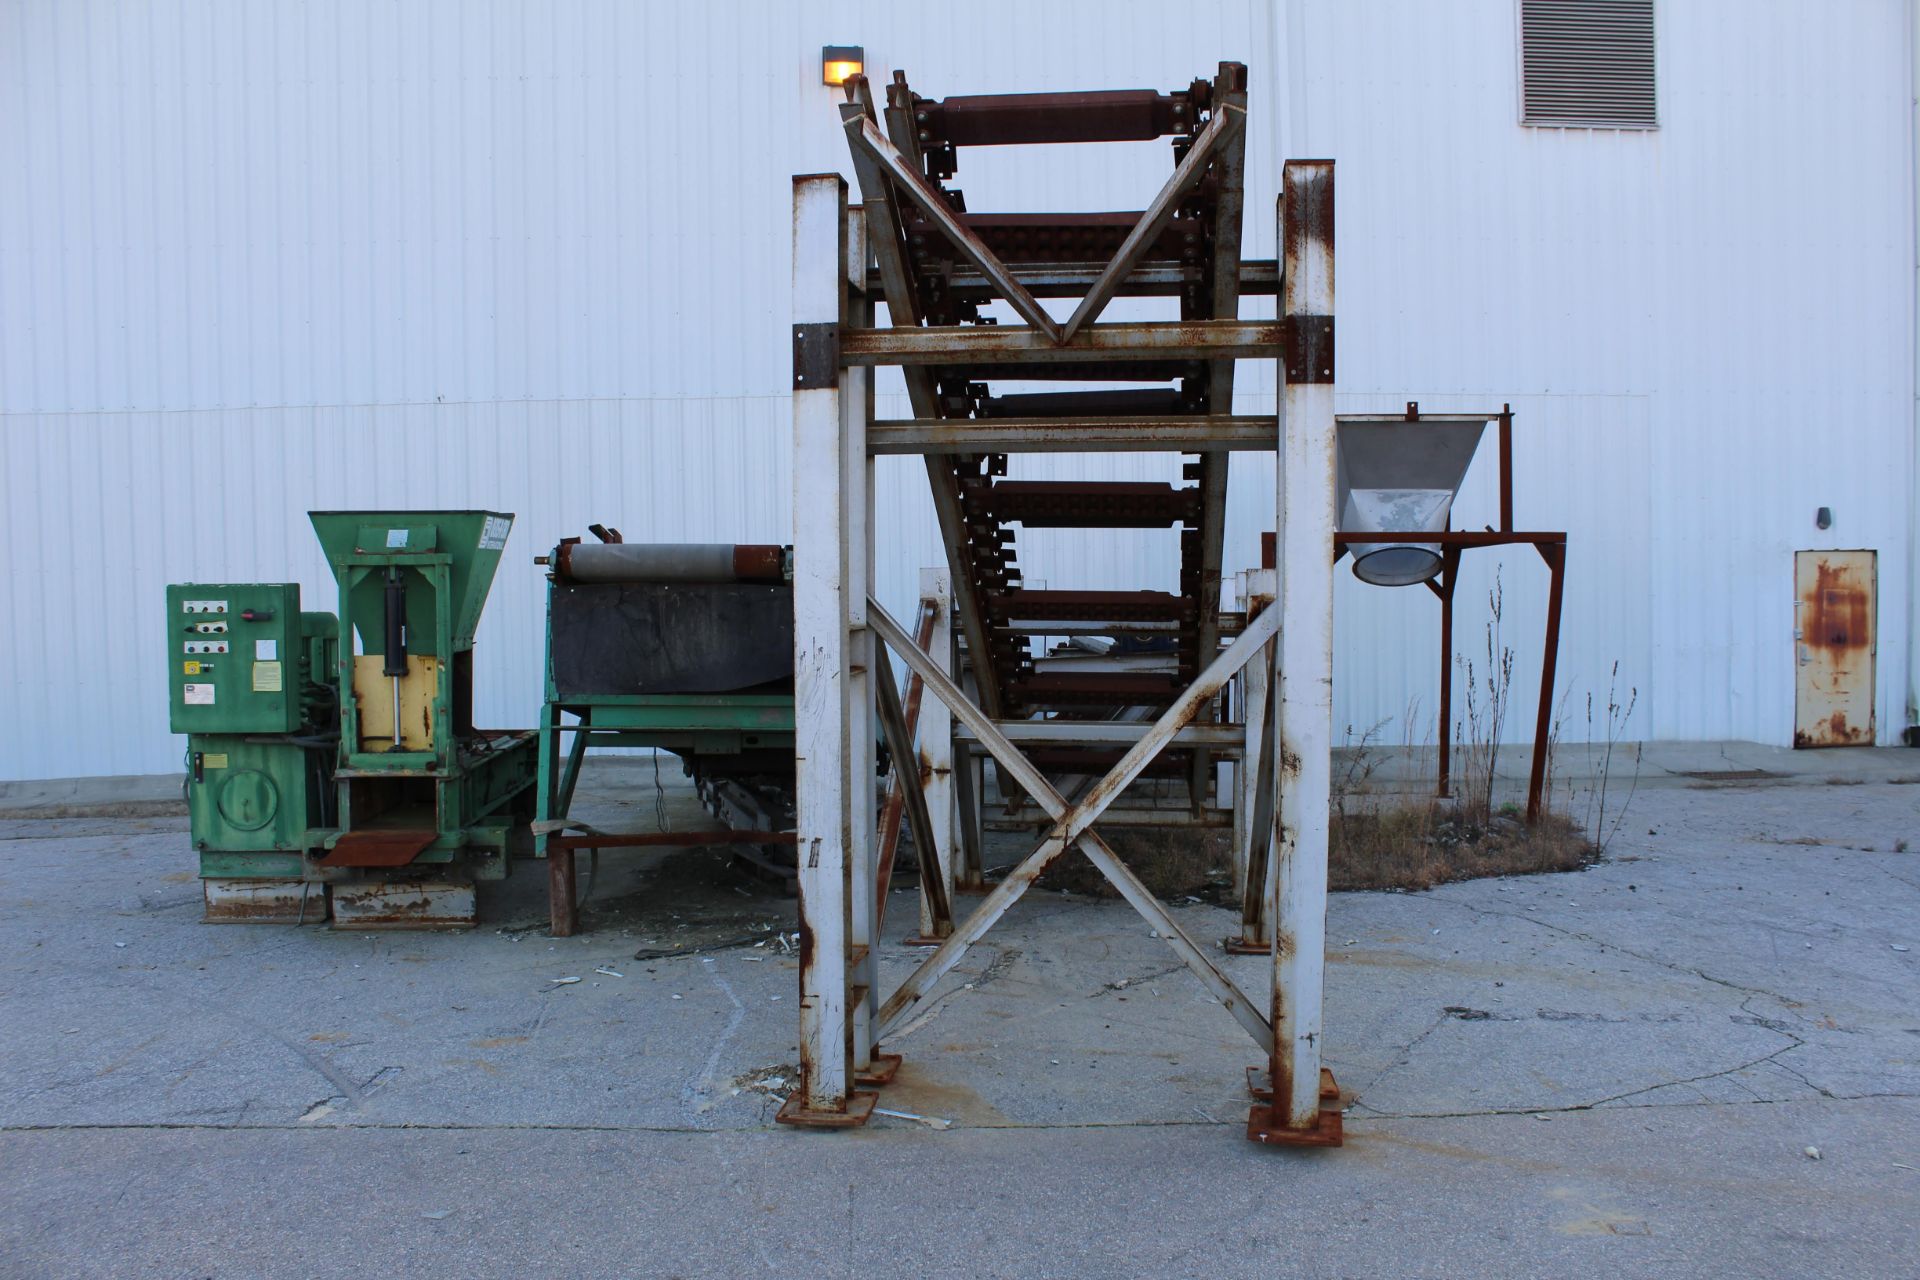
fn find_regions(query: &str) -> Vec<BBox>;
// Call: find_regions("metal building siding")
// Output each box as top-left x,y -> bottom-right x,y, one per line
1283,0 -> 1913,749
0,0 -> 1912,779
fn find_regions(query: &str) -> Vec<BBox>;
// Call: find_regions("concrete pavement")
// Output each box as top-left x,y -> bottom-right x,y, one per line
1,749 -> 1916,1277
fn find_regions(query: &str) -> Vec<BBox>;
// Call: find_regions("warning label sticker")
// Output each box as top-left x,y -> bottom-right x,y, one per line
252,661 -> 283,693
184,683 -> 215,706
479,515 -> 511,551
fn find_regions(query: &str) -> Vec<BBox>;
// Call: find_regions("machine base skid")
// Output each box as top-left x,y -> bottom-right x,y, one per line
329,879 -> 477,929
775,1090 -> 879,1129
203,879 -> 325,925
1245,1067 -> 1344,1148
855,1053 -> 903,1086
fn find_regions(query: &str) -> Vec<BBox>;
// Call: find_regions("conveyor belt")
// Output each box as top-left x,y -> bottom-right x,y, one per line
844,65 -> 1250,791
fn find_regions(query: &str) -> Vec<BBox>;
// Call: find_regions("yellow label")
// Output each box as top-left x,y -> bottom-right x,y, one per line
201,753 -> 229,770
251,661 -> 284,693
183,660 -> 201,675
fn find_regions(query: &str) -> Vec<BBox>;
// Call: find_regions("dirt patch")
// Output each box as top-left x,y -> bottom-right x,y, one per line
1033,827 -> 1230,899
1329,807 -> 1598,891
588,846 -> 792,955
1027,806 -> 1596,899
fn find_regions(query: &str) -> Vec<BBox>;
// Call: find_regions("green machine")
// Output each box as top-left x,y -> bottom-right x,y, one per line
169,510 -> 538,927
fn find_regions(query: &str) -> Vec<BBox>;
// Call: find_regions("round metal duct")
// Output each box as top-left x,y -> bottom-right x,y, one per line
1334,417 -> 1489,588
1342,488 -> 1452,586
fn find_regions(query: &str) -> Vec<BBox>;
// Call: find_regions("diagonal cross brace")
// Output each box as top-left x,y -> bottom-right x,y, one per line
1059,101 -> 1245,342
843,115 -> 1065,344
873,621 -> 953,935
869,597 -> 1281,1047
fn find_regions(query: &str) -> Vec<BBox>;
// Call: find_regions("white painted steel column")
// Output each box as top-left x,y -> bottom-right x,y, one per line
1272,161 -> 1336,1133
790,174 -> 852,1115
1909,0 -> 1920,740
918,566 -> 956,939
844,206 -> 878,1072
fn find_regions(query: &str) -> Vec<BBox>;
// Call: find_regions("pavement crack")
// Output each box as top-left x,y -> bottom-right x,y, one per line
1090,963 -> 1184,999
1349,1009 -> 1450,1107
1437,897 -> 1810,1014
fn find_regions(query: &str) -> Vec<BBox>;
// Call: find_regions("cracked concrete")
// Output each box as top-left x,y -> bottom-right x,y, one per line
1,752 -> 1917,1276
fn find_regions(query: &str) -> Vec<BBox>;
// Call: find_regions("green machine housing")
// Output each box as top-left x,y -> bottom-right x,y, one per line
168,584 -> 340,860
169,511 -> 539,927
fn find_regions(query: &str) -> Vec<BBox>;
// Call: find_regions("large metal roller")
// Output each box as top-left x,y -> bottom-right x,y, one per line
555,542 -> 787,584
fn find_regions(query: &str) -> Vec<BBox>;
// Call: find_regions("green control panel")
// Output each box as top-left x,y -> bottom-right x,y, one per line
165,583 -> 305,735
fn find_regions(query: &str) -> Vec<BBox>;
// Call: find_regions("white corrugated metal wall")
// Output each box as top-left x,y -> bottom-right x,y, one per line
0,0 -> 1911,779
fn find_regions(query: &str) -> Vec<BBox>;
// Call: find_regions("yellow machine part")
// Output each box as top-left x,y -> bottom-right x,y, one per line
352,654 -> 439,751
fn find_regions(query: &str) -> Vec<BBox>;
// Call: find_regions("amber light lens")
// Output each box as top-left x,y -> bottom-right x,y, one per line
822,46 -> 863,86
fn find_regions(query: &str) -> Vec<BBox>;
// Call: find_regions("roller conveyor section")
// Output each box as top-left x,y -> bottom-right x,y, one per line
980,481 -> 1201,528
850,62 -> 1249,785
555,542 -> 787,584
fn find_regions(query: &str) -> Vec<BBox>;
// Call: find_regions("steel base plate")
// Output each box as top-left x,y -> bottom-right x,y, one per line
1245,1067 -> 1344,1148
775,1089 -> 879,1129
329,878 -> 476,930
902,933 -> 953,947
855,1052 -> 903,1086
1221,935 -> 1271,955
202,879 -> 326,925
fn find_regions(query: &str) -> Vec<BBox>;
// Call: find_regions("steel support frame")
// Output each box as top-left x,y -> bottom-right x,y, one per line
1340,529 -> 1568,824
783,176 -> 883,1126
783,161 -> 1343,1148
1250,161 -> 1342,1145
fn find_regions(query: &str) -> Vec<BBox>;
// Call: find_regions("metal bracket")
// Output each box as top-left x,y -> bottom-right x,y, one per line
793,321 -> 841,390
1281,315 -> 1334,384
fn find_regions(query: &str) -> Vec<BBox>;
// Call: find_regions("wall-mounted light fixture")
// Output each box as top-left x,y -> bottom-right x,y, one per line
822,45 -> 864,87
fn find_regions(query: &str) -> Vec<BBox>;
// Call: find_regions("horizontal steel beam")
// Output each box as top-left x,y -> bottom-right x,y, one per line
1336,531 -> 1567,546
956,721 -> 1244,746
869,415 -> 1277,455
1000,618 -> 1181,634
841,320 -> 1284,367
874,260 -> 1279,298
986,809 -> 1234,830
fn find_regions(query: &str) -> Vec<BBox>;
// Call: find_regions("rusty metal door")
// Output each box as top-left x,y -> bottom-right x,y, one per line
1794,551 -> 1876,747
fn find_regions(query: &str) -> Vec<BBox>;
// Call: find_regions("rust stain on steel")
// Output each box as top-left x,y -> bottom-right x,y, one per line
1805,560 -> 1870,653
1795,554 -> 1875,747
317,830 -> 436,868
202,881 -> 321,924
329,881 -> 476,928
731,545 -> 787,581
796,917 -> 816,988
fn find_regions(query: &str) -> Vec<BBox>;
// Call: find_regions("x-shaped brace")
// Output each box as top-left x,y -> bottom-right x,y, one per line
842,101 -> 1245,346
868,595 -> 1281,1048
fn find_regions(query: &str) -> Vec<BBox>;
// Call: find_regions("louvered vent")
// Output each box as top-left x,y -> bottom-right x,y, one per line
1520,0 -> 1657,129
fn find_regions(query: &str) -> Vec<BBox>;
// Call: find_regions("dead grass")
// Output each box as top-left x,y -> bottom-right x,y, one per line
1329,804 -> 1597,892
1033,826 -> 1230,899
1028,802 -> 1598,899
